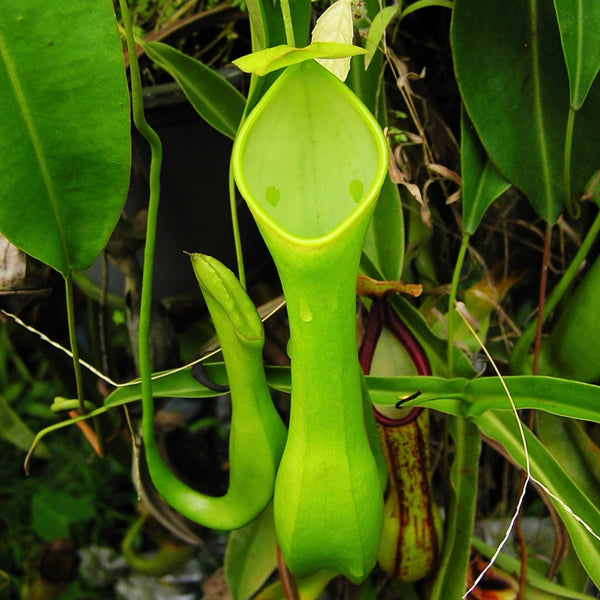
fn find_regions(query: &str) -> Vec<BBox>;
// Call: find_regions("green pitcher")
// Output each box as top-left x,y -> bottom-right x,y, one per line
233,58 -> 388,582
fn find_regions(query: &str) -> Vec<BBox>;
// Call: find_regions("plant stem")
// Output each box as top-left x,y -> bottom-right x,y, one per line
118,0 -> 163,438
531,223 -> 552,375
447,233 -> 469,378
429,416 -> 480,600
229,163 -> 246,289
65,274 -> 106,456
279,0 -> 296,47
64,274 -> 86,414
563,106 -> 577,218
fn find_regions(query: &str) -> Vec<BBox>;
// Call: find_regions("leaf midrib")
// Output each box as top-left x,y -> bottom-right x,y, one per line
529,0 -> 554,223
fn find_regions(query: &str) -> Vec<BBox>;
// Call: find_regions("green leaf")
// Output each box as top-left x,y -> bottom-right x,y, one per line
366,374 -> 600,426
347,37 -> 405,281
464,376 -> 600,423
362,177 -> 405,281
0,2 -> 130,276
363,5 -> 398,69
451,0 -> 569,224
552,0 -> 600,110
233,42 -> 367,76
0,393 -> 49,458
103,364 -> 286,409
141,41 -> 245,140
31,489 -> 94,542
475,411 -> 600,588
472,537 -> 595,599
105,369 -> 600,430
536,413 -> 600,503
571,73 -> 600,200
225,502 -> 277,600
105,366 -> 227,407
460,110 -> 510,235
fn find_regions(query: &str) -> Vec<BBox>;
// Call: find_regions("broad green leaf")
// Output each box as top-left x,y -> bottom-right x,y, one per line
0,2 -> 130,276
0,393 -> 49,457
553,0 -> 600,109
464,377 -> 600,423
233,42 -> 367,77
430,417 -> 480,600
571,73 -> 600,202
224,502 -> 277,600
475,411 -> 600,588
141,41 -> 245,140
31,489 -> 94,542
452,0 -> 569,223
460,110 -> 510,235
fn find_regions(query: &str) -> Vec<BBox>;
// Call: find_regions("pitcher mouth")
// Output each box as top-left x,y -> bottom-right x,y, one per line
373,406 -> 424,427
232,60 -> 388,249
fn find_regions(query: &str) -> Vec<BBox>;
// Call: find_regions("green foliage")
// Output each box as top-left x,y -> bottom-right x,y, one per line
31,489 -> 95,542
459,111 -> 510,235
2,0 -> 600,597
224,502 -> 278,600
553,0 -> 600,110
452,0 -> 600,224
0,1 -> 130,276
142,40 -> 245,139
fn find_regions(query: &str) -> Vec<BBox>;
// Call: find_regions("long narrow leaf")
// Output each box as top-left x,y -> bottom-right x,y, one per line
366,374 -> 600,426
472,537 -> 595,599
475,411 -> 600,587
552,0 -> 600,110
142,41 -> 245,140
104,365 -> 227,407
0,394 -> 49,457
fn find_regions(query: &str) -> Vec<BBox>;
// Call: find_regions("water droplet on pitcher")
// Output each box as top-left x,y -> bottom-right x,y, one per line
266,186 -> 280,207
349,179 -> 364,203
299,299 -> 312,323
348,562 -> 365,581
